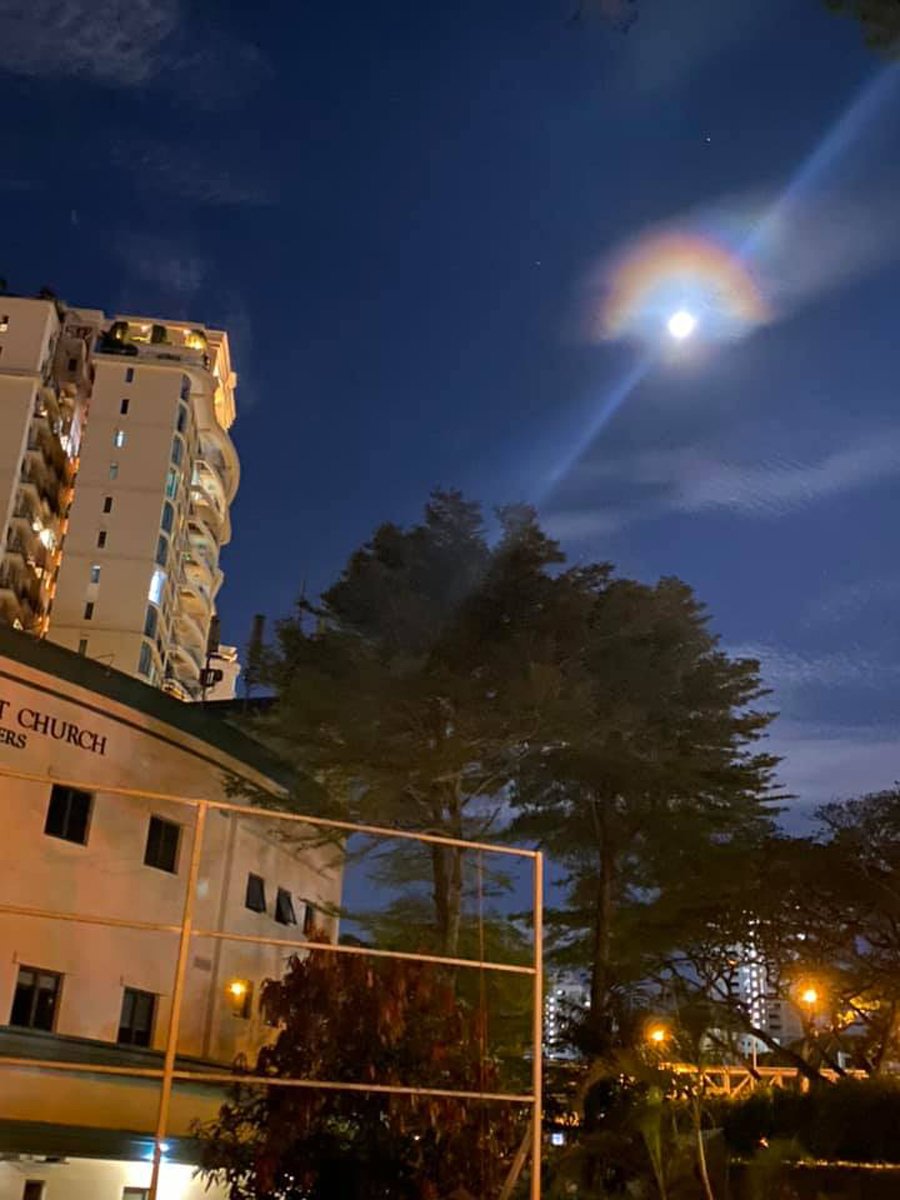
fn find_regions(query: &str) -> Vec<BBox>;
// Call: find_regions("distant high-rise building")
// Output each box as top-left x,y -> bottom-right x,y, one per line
0,296 -> 240,700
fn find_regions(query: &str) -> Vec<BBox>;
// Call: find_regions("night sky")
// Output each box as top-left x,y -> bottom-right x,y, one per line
2,0 -> 898,819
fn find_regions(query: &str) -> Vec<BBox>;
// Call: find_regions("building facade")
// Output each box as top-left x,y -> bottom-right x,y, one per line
0,626 -> 342,1199
0,296 -> 240,702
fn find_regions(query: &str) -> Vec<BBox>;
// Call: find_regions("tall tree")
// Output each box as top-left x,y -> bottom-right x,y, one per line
510,571 -> 781,1050
259,491 -> 566,956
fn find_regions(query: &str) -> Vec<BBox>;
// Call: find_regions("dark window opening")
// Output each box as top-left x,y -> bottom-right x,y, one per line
44,784 -> 92,845
118,987 -> 156,1047
303,903 -> 317,936
23,1183 -> 46,1200
77,638 -> 88,656
120,398 -> 130,415
97,530 -> 107,548
144,816 -> 180,874
102,496 -> 113,513
245,873 -> 267,913
10,966 -> 61,1031
67,357 -> 78,371
83,601 -> 94,620
125,367 -> 135,383
275,887 -> 297,926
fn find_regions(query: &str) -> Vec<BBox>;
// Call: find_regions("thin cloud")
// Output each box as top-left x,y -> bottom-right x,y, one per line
116,231 -> 207,298
727,642 -> 900,692
0,0 -> 179,85
115,138 -> 276,207
806,575 -> 900,627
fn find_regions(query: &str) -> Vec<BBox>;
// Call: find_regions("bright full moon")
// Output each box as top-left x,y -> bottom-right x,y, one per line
667,309 -> 697,340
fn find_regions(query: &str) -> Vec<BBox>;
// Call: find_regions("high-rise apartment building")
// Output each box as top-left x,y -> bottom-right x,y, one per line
0,295 -> 240,701
0,296 -> 93,637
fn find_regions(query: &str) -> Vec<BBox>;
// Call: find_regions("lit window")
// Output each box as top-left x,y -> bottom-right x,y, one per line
118,987 -> 156,1048
123,1188 -> 149,1200
0,315 -> 9,332
148,568 -> 166,605
83,601 -> 94,620
113,429 -> 126,448
109,462 -> 119,480
144,816 -> 180,873
226,978 -> 253,1019
275,888 -> 297,926
44,784 -> 92,845
125,367 -> 135,383
120,398 -> 130,415
102,496 -> 113,514
245,873 -> 267,913
97,530 -> 107,549
90,564 -> 101,584
10,966 -> 62,1031
165,467 -> 178,498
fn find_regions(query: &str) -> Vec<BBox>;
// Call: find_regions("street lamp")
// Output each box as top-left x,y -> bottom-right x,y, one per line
799,986 -> 818,1008
646,1023 -> 670,1048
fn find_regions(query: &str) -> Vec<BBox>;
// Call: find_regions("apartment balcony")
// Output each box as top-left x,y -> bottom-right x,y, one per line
95,322 -> 211,372
182,549 -> 221,601
189,491 -> 224,542
0,563 -> 41,629
20,460 -> 66,520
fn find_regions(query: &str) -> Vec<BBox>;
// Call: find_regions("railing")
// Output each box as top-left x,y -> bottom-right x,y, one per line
0,764 -> 543,1200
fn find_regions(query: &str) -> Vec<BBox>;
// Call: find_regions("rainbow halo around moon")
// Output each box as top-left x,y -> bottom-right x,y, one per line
592,230 -> 770,345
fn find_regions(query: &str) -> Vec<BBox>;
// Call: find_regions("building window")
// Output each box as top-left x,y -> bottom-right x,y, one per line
120,398 -> 130,415
23,1183 -> 46,1200
165,466 -> 179,499
171,436 -> 184,466
123,1191 -> 149,1200
102,496 -> 113,513
113,429 -> 126,448
275,888 -> 297,926
227,979 -> 253,1019
245,873 -> 267,913
109,462 -> 119,480
77,638 -> 88,656
137,640 -> 153,678
90,563 -> 101,584
10,966 -> 62,1031
83,601 -> 94,620
125,366 -> 135,383
0,315 -> 9,332
144,605 -> 158,638
161,501 -> 174,534
180,374 -> 191,401
67,356 -> 78,371
303,903 -> 317,936
97,530 -> 107,548
155,534 -> 168,566
118,987 -> 156,1047
145,816 -> 181,873
148,567 -> 166,606
176,403 -> 188,434
44,784 -> 92,845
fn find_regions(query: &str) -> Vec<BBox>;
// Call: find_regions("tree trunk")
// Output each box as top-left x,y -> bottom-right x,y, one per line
589,799 -> 616,1041
430,787 -> 465,958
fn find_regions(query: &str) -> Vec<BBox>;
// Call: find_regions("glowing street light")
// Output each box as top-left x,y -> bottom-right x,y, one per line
666,309 -> 697,341
646,1023 -> 670,1047
799,985 -> 819,1008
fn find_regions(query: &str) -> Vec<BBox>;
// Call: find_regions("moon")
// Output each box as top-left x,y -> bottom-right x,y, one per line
667,309 -> 697,340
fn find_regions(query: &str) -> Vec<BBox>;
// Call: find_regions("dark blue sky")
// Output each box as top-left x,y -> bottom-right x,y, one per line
3,0 -> 898,816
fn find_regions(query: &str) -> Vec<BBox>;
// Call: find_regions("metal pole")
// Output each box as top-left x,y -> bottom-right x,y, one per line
531,851 -> 543,1200
148,800 -> 208,1200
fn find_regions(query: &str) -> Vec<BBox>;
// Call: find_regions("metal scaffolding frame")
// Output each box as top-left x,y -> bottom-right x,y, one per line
0,764 -> 543,1199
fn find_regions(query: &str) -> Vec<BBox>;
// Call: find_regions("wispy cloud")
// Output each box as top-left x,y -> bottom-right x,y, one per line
768,719 -> 900,824
114,138 -> 276,207
550,427 -> 900,542
116,231 -> 207,300
726,642 -> 900,699
0,0 -> 179,85
806,575 -> 900,627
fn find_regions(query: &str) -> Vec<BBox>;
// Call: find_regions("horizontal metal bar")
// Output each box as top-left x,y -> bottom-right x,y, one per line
0,902 -> 181,936
0,1055 -> 164,1079
0,1056 -> 533,1104
191,927 -> 535,975
0,764 -> 536,858
171,1070 -> 534,1104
